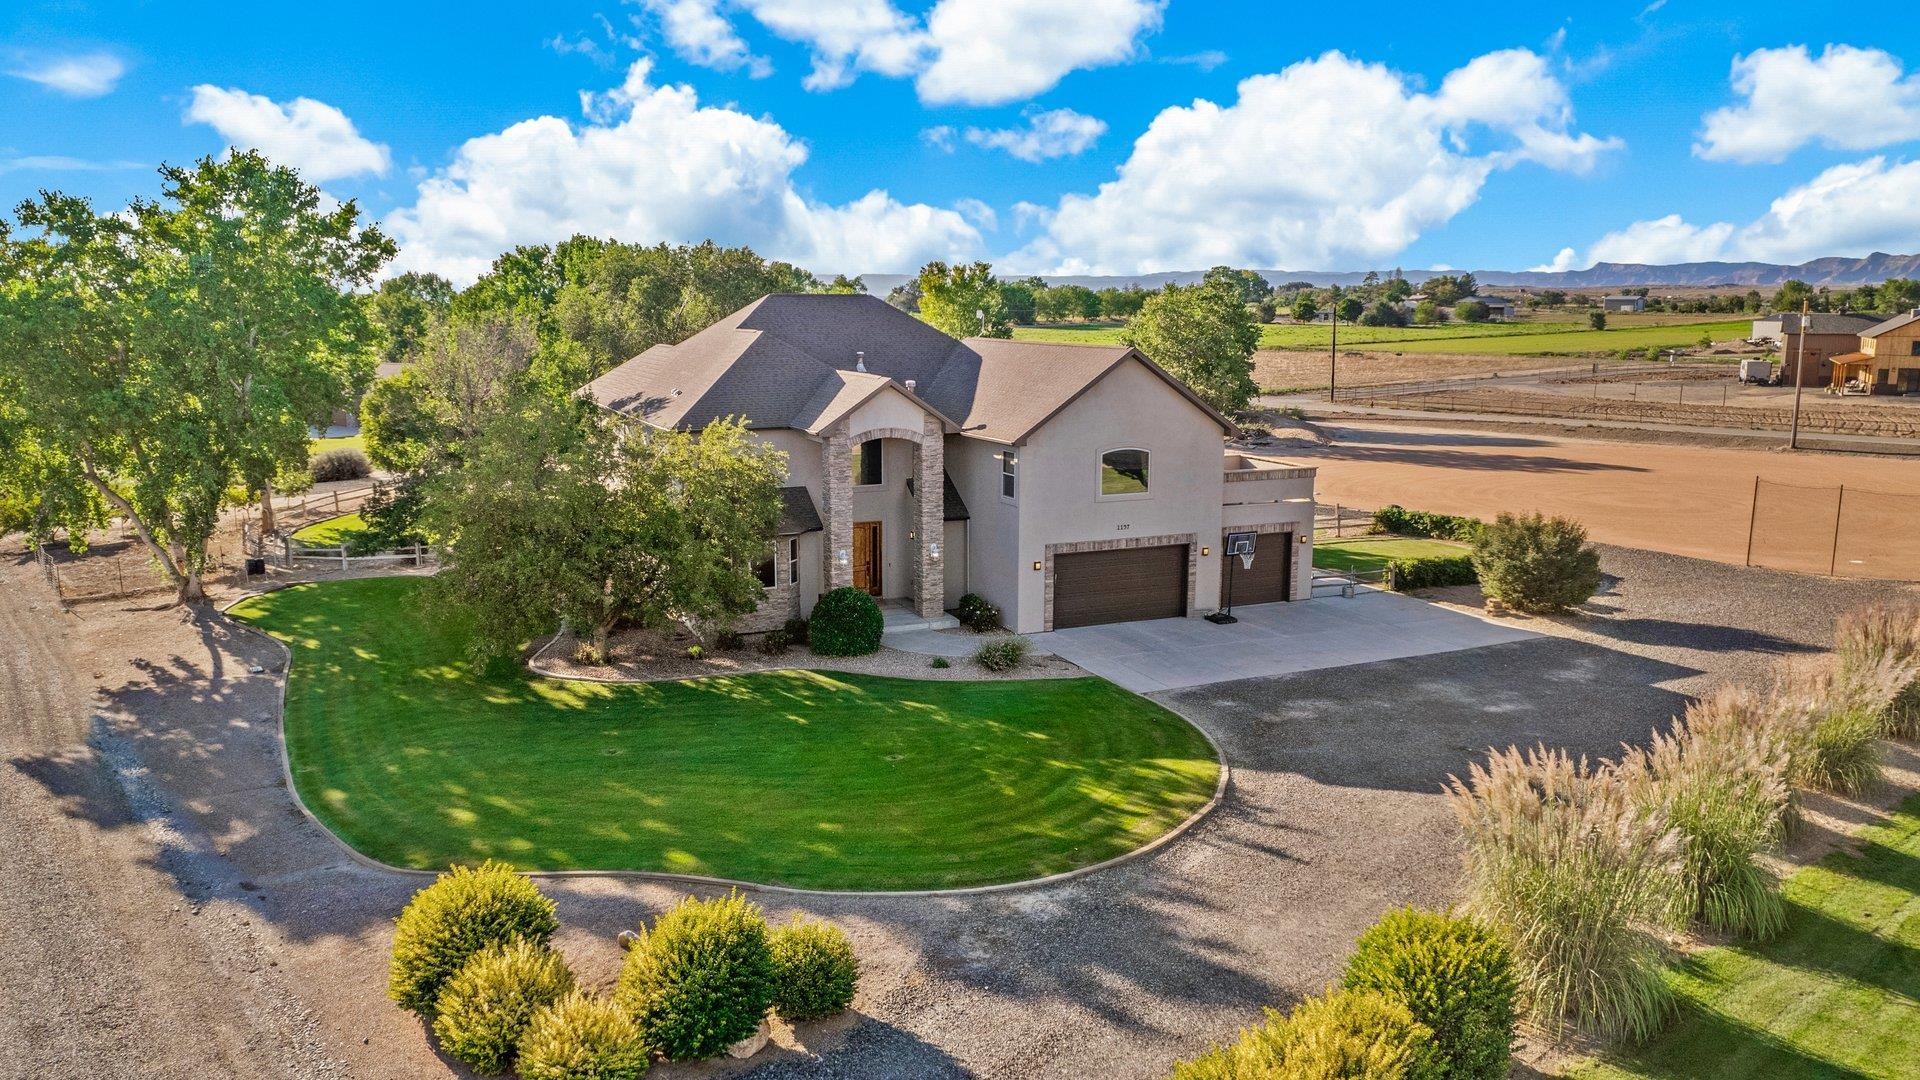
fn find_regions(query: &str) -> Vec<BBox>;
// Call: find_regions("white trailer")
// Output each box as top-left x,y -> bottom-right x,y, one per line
1738,358 -> 1775,384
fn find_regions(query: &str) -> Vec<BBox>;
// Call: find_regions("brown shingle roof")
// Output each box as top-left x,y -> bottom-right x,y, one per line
1780,312 -> 1880,335
1862,310 -> 1920,338
585,293 -> 1234,445
776,486 -> 823,535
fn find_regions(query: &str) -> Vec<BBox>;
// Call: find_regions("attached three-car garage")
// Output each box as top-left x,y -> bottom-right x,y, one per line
1051,544 -> 1189,629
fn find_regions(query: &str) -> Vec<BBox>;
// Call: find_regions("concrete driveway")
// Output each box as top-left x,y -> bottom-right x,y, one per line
1033,591 -> 1536,692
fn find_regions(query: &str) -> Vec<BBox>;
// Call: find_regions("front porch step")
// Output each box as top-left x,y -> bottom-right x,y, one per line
878,601 -> 960,633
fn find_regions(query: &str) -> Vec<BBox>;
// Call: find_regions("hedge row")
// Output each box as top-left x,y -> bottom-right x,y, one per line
1387,555 -> 1477,592
1372,504 -> 1484,542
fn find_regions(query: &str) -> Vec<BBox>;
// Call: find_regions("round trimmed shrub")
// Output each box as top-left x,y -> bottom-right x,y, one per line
432,940 -> 576,1074
955,592 -> 1001,632
769,917 -> 859,1021
614,893 -> 776,1061
1171,989 -> 1442,1080
311,446 -> 372,482
517,992 -> 652,1080
809,587 -> 884,657
1470,511 -> 1602,614
1342,908 -> 1517,1079
388,860 -> 560,1015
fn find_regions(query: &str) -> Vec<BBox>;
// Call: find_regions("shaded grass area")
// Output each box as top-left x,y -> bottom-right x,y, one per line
290,512 -> 366,546
310,434 -> 366,455
231,576 -> 1220,890
1012,319 -> 1748,357
1571,793 -> 1920,1079
1313,537 -> 1471,574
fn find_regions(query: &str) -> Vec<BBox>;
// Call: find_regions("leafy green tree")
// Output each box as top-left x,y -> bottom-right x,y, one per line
1455,299 -> 1491,323
884,278 -> 921,312
1360,301 -> 1409,327
1096,285 -> 1148,319
366,271 -> 453,365
1413,300 -> 1443,324
1383,277 -> 1414,303
999,279 -> 1037,324
1588,311 -> 1607,330
1880,278 -> 1920,313
916,261 -> 1010,338
1336,296 -> 1364,323
1291,296 -> 1319,322
0,153 -> 391,601
823,274 -> 866,294
1122,281 -> 1259,414
1772,279 -> 1814,312
423,393 -> 784,661
1202,266 -> 1273,306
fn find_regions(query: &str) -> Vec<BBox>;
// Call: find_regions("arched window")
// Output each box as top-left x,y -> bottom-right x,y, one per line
1099,448 -> 1149,495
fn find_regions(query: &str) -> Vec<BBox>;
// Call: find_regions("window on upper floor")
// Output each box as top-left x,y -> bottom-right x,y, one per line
1001,450 -> 1017,500
1100,448 -> 1150,496
852,438 -> 883,486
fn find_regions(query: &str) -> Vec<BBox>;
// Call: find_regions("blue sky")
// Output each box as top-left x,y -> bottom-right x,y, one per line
4,1 -> 1918,283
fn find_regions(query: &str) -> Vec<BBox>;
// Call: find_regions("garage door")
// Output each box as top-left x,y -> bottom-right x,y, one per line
1221,531 -> 1292,607
1053,545 -> 1188,629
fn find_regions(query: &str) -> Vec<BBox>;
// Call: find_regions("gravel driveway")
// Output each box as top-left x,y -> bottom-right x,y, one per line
2,545 -> 1912,1079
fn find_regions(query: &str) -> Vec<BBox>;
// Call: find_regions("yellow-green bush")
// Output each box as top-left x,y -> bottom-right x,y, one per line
388,860 -> 559,1015
1170,989 -> 1442,1079
516,992 -> 652,1080
432,940 -> 575,1074
1342,909 -> 1516,1079
769,917 -> 859,1021
614,893 -> 775,1061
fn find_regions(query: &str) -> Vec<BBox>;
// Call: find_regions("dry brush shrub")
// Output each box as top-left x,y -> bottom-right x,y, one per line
1170,989 -> 1443,1080
1835,603 -> 1920,740
432,939 -> 576,1074
1616,687 -> 1793,940
1446,746 -> 1682,1044
389,860 -> 560,1015
516,992 -> 652,1080
614,893 -> 776,1061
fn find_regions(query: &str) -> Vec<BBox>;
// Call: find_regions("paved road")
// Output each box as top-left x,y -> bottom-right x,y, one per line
0,563 -> 339,1079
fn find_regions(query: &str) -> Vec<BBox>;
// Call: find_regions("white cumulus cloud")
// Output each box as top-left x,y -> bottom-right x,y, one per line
644,0 -> 1163,105
184,86 -> 391,182
1011,49 -> 1619,275
383,59 -> 981,284
1697,45 -> 1920,164
964,108 -> 1107,162
5,50 -> 125,97
1587,156 -> 1920,265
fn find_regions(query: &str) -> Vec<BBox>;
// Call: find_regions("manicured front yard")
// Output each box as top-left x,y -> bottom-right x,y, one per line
232,576 -> 1220,890
290,511 -> 366,546
309,433 -> 366,455
1313,537 -> 1470,574
1572,793 -> 1920,1079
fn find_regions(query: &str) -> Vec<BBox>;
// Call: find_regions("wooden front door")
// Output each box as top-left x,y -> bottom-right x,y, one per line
853,521 -> 882,596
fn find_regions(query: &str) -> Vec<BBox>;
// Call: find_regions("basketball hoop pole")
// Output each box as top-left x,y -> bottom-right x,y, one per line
1208,551 -> 1239,624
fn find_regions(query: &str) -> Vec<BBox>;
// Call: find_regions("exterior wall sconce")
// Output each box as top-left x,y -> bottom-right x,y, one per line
836,548 -> 851,565
908,530 -> 916,540
929,542 -> 942,560
1201,546 -> 1210,556
1298,534 -> 1310,544
1032,560 -> 1043,571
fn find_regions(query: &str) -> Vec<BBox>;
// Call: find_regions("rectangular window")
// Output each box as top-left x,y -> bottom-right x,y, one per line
852,438 -> 883,486
754,548 -> 777,587
1001,450 -> 1017,500
1911,341 -> 1920,357
787,537 -> 799,585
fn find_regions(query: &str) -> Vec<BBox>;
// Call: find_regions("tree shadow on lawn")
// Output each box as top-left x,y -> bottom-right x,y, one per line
1587,992 -> 1878,1080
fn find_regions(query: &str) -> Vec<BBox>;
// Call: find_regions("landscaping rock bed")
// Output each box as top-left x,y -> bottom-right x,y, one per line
531,625 -> 1085,684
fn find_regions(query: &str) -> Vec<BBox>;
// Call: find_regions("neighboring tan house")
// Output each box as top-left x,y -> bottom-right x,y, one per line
1775,313 -> 1882,387
585,294 -> 1317,635
1602,295 -> 1646,313
1830,308 -> 1920,395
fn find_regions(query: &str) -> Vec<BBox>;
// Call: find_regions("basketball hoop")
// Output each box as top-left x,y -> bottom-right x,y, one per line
1210,531 -> 1261,624
1239,549 -> 1256,571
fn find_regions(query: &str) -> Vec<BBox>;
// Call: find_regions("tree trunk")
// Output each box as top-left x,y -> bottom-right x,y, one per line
84,471 -> 189,598
590,623 -> 613,665
259,481 -> 277,535
177,570 -> 207,604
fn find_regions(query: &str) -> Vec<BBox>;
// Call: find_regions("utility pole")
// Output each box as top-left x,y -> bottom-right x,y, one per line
1328,286 -> 1340,403
1788,300 -> 1809,450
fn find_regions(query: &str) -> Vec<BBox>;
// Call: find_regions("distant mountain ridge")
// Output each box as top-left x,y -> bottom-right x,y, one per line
860,252 -> 1920,294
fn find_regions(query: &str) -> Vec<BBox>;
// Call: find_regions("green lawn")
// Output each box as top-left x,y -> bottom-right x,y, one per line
1012,319 -> 1749,357
1571,793 -> 1920,1079
231,576 -> 1221,890
310,434 -> 366,455
1313,537 -> 1470,573
290,512 -> 367,546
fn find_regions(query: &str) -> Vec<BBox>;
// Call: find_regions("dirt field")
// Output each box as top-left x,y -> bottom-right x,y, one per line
1290,421 -> 1920,576
1255,351 -> 1633,393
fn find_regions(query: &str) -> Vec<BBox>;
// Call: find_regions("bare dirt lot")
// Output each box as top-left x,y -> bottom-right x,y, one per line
1290,421 -> 1920,576
1255,350 -> 1611,393
4,543 -> 1918,1079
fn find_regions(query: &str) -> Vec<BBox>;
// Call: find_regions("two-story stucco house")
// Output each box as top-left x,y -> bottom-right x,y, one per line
584,294 -> 1317,635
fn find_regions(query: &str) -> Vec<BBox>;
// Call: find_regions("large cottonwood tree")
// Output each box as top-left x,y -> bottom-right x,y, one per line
0,152 -> 392,601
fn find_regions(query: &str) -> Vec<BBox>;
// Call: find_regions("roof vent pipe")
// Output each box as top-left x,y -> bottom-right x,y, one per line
855,351 -> 867,372
904,378 -> 917,392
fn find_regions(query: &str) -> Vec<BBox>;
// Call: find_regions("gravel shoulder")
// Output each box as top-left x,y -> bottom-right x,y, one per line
3,544 -> 1915,1079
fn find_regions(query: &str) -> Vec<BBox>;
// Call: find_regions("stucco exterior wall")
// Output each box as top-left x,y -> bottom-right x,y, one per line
942,520 -> 969,609
1222,459 -> 1318,601
945,434 -> 1022,624
1013,358 -> 1230,634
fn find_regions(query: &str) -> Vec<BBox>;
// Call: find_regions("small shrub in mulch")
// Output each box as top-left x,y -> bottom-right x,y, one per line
432,940 -> 575,1074
388,861 -> 559,1016
769,916 -> 859,1022
614,893 -> 776,1061
973,636 -> 1029,673
515,992 -> 652,1080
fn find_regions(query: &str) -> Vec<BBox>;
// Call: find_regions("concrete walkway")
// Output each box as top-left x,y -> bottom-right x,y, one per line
1032,592 -> 1536,692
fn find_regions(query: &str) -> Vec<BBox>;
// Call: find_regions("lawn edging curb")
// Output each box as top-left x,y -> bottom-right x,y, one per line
221,583 -> 1231,899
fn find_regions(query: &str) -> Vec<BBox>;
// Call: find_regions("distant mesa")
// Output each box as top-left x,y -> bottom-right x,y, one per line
861,252 -> 1920,293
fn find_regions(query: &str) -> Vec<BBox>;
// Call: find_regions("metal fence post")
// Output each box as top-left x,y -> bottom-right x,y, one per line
1829,485 -> 1846,576
1744,475 -> 1759,568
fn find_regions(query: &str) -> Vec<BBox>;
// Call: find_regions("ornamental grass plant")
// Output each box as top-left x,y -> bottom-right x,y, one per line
1446,746 -> 1682,1044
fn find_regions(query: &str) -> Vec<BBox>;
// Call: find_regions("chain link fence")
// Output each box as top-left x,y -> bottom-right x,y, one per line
1745,478 -> 1920,580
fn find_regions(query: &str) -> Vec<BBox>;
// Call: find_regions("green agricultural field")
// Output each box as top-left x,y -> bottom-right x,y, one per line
1313,537 -> 1471,574
290,512 -> 366,547
1012,319 -> 1750,358
1571,793 -> 1920,1079
232,576 -> 1221,890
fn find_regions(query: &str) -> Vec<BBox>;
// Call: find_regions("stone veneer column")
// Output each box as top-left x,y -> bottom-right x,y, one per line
914,414 -> 945,618
822,426 -> 854,590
